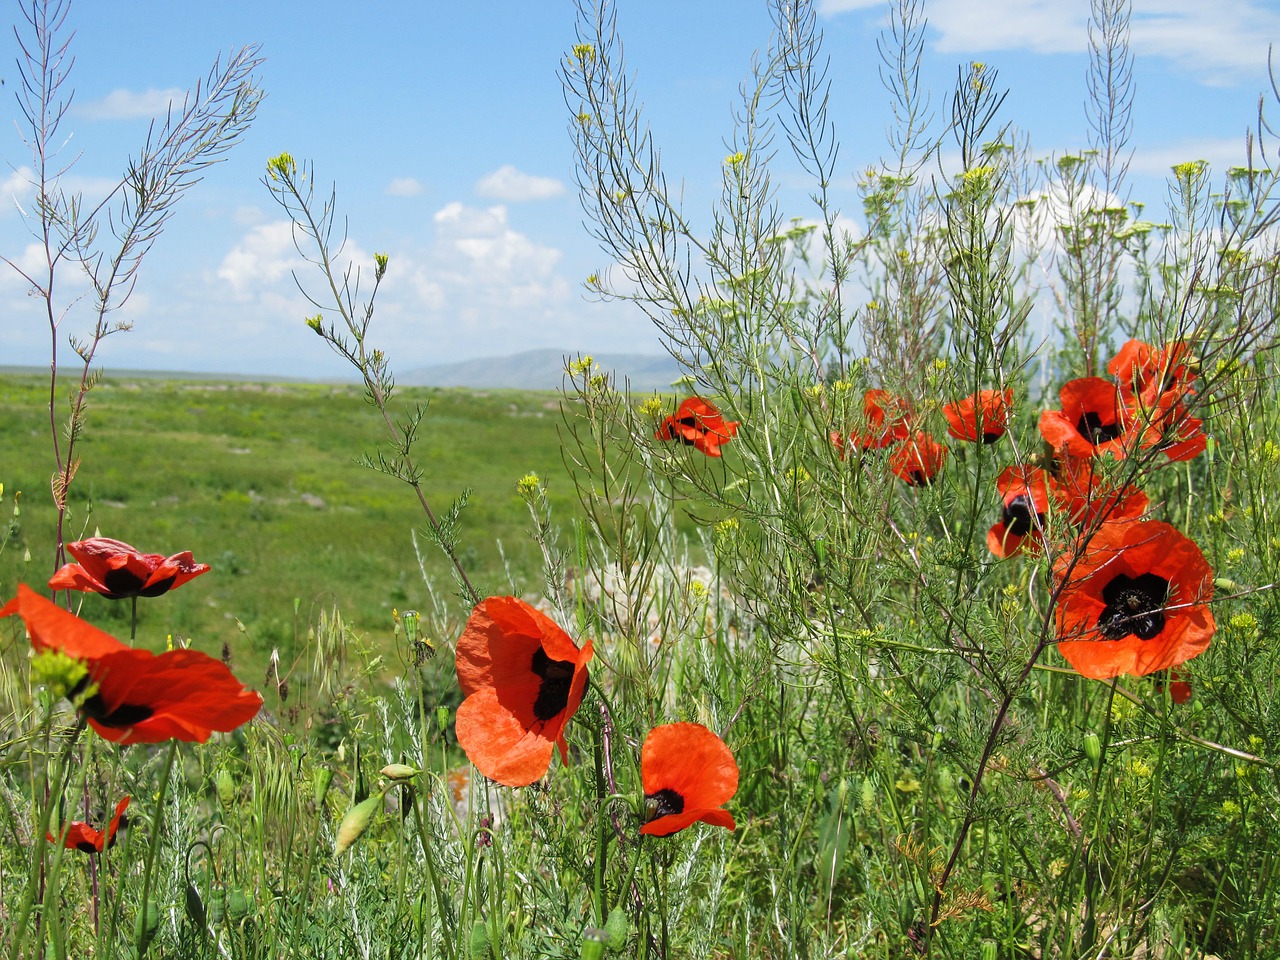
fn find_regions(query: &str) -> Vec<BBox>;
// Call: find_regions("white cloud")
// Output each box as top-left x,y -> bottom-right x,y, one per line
1128,137 -> 1254,178
820,0 -> 1280,81
76,87 -> 186,121
475,165 -> 565,202
432,202 -> 563,274
216,221 -> 303,297
1,167 -> 35,217
386,177 -> 424,197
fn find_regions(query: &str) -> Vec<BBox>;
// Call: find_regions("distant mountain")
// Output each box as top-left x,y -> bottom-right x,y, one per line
399,348 -> 685,392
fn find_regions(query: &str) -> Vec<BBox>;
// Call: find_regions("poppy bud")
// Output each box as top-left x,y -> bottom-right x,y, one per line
469,920 -> 492,959
135,901 -> 160,955
604,907 -> 630,952
380,763 -> 419,781
185,884 -> 207,928
579,927 -> 607,960
207,890 -> 226,926
227,888 -> 252,921
314,767 -> 333,808
1083,732 -> 1102,768
335,793 -> 382,855
981,938 -> 997,960
860,778 -> 876,815
215,768 -> 235,810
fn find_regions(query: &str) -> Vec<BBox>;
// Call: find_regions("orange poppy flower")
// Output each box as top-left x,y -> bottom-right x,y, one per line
1050,456 -> 1149,530
987,465 -> 1052,559
655,397 -> 740,457
49,538 -> 210,599
943,389 -> 1013,444
1155,668 -> 1193,704
850,389 -> 913,452
1107,339 -> 1194,407
1,584 -> 262,744
640,722 -> 738,837
1054,521 -> 1215,679
1038,377 -> 1136,461
454,597 -> 594,787
48,796 -> 130,854
888,432 -> 948,486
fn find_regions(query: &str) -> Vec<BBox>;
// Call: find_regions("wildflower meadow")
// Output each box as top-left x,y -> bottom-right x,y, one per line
4,0 -> 1280,957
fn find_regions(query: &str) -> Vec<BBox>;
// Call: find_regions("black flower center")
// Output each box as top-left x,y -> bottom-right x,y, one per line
1002,494 -> 1040,537
531,647 -> 576,722
1077,411 -> 1121,446
78,692 -> 155,728
645,788 -> 685,821
101,567 -> 147,598
139,575 -> 176,598
1098,572 -> 1170,641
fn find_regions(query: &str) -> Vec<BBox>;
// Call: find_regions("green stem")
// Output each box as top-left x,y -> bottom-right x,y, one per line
135,739 -> 179,955
593,723 -> 608,925
8,716 -> 86,960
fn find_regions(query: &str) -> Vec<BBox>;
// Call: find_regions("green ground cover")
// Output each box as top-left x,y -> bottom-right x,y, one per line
0,374 -> 584,663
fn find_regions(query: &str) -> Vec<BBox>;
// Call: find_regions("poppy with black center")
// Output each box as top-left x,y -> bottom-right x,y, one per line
655,397 -> 740,457
1,584 -> 263,744
987,465 -> 1052,559
1038,377 -> 1137,461
943,389 -> 1013,444
48,796 -> 130,854
888,432 -> 948,486
49,537 -> 210,600
454,597 -> 594,787
640,722 -> 738,837
1054,521 -> 1215,679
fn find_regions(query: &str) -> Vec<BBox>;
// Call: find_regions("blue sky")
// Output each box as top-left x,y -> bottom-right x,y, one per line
2,0 -> 1278,378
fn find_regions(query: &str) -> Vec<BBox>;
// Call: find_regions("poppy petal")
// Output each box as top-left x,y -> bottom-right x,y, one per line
455,685 -> 559,787
1,583 -> 128,660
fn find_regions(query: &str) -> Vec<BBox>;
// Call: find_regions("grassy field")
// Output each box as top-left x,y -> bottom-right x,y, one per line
0,373 -> 587,666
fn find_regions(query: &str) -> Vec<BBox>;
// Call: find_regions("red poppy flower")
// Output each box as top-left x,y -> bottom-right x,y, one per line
888,432 -> 948,486
454,597 -> 594,787
1155,668 -> 1193,704
1154,413 -> 1207,462
1038,377 -> 1136,460
847,389 -> 913,452
49,538 -> 210,599
48,796 -> 130,854
1,584 -> 263,744
1054,521 -> 1215,679
1125,386 -> 1207,462
987,465 -> 1052,559
1107,339 -> 1194,407
640,722 -> 738,837
655,397 -> 739,457
1050,456 -> 1149,530
943,389 -> 1013,443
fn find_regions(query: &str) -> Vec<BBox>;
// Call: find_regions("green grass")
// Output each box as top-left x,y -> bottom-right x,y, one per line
0,373 -> 583,665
